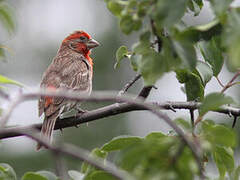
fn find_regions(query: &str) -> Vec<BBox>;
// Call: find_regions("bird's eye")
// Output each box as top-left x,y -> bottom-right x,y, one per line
79,36 -> 86,41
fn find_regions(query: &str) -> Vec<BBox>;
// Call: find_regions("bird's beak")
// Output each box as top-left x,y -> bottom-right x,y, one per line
87,39 -> 100,49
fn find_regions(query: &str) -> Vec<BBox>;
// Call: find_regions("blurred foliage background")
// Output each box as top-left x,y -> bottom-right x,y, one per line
0,0 -> 240,178
0,0 -> 142,176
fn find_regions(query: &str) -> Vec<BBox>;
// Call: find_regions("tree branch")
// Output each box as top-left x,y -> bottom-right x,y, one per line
216,76 -> 224,88
1,101 -> 239,139
0,89 -> 10,100
14,129 -> 132,180
137,85 -> 155,99
53,152 -> 68,179
0,89 -> 203,177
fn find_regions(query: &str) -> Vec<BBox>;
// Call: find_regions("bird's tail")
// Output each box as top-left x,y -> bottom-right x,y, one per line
36,113 -> 58,151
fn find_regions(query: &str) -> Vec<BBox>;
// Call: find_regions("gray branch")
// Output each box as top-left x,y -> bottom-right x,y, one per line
0,89 -> 203,177
16,129 -> 133,180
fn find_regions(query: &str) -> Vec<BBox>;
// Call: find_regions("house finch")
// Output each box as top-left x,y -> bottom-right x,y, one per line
37,31 -> 99,150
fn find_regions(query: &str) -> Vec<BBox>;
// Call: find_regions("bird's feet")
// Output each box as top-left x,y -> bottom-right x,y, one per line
75,107 -> 87,115
74,107 -> 88,128
59,108 -> 79,119
59,107 -> 88,129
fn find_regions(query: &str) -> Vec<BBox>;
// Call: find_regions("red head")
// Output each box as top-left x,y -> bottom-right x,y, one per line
62,31 -> 99,65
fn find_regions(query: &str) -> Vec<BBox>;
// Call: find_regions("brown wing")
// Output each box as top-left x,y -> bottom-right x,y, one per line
38,69 -> 61,117
38,54 -> 92,118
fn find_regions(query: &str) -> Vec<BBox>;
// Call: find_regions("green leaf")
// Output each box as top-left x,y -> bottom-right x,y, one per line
36,171 -> 58,180
132,31 -> 151,55
139,50 -> 166,86
129,54 -> 141,71
0,74 -> 24,87
119,15 -> 134,35
107,1 -> 124,17
213,146 -> 234,178
199,92 -> 234,116
176,148 -> 198,178
118,143 -> 146,172
195,61 -> 213,86
233,166 -> 240,180
0,2 -> 15,33
223,9 -> 240,70
175,118 -> 192,131
68,170 -> 84,180
139,31 -> 151,42
175,69 -> 189,83
21,172 -> 47,180
91,148 -> 108,159
151,0 -> 187,27
85,171 -> 116,180
81,162 -> 89,174
132,41 -> 151,55
176,69 -> 204,101
195,19 -> 220,32
161,37 -> 181,71
81,148 -> 107,174
202,121 -> 236,147
199,37 -> 223,77
114,46 -> 129,69
133,33 -> 167,82
173,39 -> 197,70
137,1 -> 149,18
185,73 -> 204,101
132,18 -> 142,31
145,132 -> 166,140
0,163 -> 17,180
101,135 -> 142,152
118,135 -> 182,178
188,0 -> 203,16
177,19 -> 222,42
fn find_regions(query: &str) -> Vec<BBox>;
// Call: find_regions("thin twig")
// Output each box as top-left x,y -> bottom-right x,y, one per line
17,129 -> 132,180
222,81 -> 240,92
150,19 -> 162,52
232,116 -> 238,128
0,94 -> 22,127
216,76 -> 224,88
221,71 -> 240,93
0,89 -> 203,177
0,89 -> 10,100
190,109 -> 194,127
53,152 -> 68,180
194,116 -> 203,126
118,74 -> 141,96
138,86 -> 154,99
166,102 -> 176,112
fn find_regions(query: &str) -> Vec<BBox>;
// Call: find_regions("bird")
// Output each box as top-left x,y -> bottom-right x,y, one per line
37,31 -> 99,150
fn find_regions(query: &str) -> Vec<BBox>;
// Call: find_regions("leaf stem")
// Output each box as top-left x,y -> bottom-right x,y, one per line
221,71 -> 240,93
118,74 -> 141,96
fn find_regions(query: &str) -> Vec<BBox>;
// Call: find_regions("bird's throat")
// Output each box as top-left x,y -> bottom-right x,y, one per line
85,53 -> 93,67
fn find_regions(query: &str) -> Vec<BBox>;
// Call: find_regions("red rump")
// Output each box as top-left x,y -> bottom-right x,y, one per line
44,86 -> 56,108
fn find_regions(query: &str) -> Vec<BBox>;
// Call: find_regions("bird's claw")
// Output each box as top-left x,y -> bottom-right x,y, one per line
59,128 -> 63,134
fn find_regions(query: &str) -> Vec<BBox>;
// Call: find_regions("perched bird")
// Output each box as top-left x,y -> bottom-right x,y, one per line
37,31 -> 99,150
